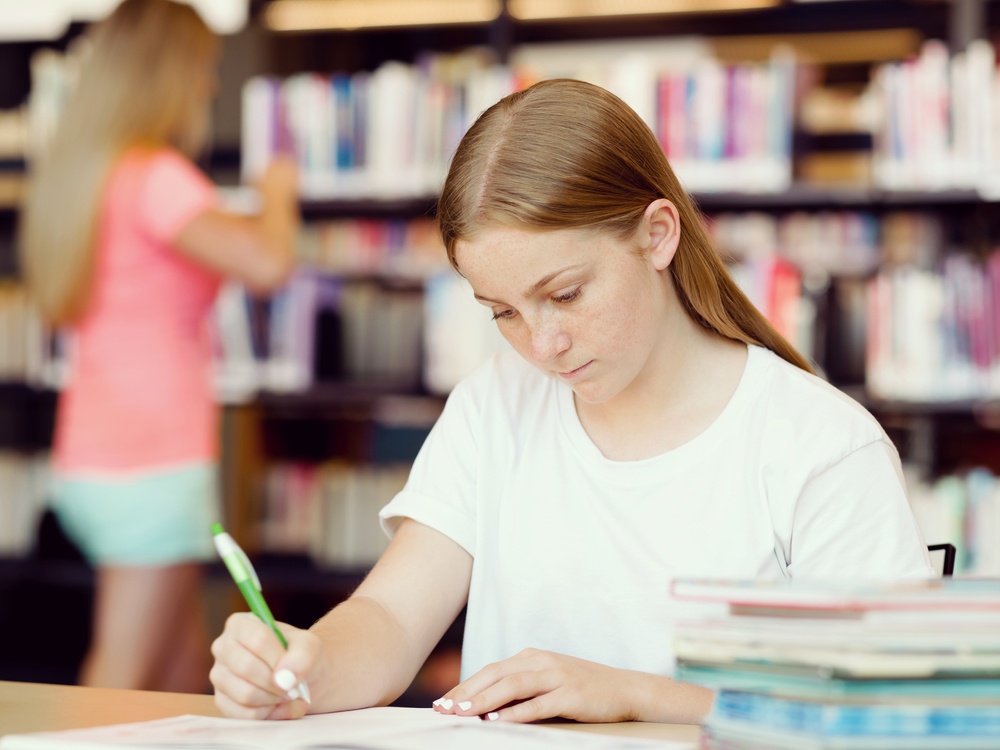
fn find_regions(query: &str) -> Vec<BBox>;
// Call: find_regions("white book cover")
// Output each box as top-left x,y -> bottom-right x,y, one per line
422,271 -> 509,395
368,61 -> 419,198
211,281 -> 260,403
240,76 -> 277,183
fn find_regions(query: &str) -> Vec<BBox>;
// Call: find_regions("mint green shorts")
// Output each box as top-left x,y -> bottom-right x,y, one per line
50,464 -> 221,566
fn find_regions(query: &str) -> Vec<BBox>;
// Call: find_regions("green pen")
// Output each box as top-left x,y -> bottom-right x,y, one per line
211,522 -> 311,704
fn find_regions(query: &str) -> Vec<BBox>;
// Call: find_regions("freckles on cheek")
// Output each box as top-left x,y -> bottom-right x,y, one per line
598,300 -> 644,351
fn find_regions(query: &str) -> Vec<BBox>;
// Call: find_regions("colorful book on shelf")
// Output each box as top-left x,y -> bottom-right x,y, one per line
332,73 -> 356,170
262,272 -> 320,393
209,281 -> 260,403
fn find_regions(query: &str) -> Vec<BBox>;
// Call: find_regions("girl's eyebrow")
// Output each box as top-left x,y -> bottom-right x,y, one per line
474,264 -> 585,304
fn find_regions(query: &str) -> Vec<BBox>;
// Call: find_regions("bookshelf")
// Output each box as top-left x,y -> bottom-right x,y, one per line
1,0 -> 999,689
228,0 -> 1000,576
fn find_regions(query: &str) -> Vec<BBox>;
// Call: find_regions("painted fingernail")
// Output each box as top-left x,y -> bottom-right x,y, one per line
432,698 -> 443,707
441,698 -> 454,710
486,712 -> 499,721
298,682 -> 312,705
274,669 -> 297,691
286,687 -> 300,701
457,701 -> 473,711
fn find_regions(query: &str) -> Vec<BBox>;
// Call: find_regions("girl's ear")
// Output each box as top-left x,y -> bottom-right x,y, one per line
642,198 -> 681,271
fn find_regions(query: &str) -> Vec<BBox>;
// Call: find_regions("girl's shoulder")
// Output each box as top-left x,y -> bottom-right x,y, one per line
114,144 -> 204,182
748,345 -> 888,444
106,145 -> 204,200
104,145 -> 215,244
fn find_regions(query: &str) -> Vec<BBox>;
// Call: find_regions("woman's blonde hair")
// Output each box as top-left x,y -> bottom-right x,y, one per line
20,0 -> 218,324
438,78 -> 813,373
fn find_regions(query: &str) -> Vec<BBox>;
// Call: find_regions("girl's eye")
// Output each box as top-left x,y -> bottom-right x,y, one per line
554,288 -> 581,304
491,309 -> 516,321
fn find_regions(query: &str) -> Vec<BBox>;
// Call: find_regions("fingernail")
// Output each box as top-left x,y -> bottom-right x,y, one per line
441,698 -> 454,710
486,712 -> 499,721
432,698 -> 443,707
274,669 -> 297,691
457,701 -> 472,711
286,687 -> 300,701
298,682 -> 312,705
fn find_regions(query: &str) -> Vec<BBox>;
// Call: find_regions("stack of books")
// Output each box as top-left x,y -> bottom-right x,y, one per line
670,578 -> 1000,749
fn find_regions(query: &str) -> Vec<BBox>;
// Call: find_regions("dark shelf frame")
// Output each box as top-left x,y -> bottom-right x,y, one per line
294,186 -> 1000,221
694,186 -> 1000,211
5,186 -> 1000,218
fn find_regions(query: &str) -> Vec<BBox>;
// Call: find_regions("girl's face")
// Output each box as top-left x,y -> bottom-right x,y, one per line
454,222 -> 675,406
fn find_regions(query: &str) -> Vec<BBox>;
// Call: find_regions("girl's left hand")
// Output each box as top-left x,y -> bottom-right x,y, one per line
431,648 -> 649,724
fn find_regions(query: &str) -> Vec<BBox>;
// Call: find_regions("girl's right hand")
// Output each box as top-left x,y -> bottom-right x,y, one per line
209,612 -> 322,720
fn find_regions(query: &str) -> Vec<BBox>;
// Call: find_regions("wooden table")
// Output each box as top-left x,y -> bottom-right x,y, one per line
0,680 -> 702,745
0,681 -> 222,737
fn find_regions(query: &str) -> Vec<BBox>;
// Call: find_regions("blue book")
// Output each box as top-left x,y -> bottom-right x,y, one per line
331,74 -> 354,170
677,663 -> 1000,701
704,690 -> 1000,749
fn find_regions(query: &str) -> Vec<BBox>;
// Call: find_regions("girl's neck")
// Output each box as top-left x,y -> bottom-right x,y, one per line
574,315 -> 748,461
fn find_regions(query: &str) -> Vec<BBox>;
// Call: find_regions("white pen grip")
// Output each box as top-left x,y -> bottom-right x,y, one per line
214,532 -> 262,591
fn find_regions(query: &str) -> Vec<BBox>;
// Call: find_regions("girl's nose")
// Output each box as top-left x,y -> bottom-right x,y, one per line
529,319 -> 570,364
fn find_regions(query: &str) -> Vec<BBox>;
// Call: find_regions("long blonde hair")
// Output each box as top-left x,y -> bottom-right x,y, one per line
438,78 -> 814,373
19,0 -> 218,325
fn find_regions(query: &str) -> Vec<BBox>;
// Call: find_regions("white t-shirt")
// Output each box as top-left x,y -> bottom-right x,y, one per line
379,345 -> 934,680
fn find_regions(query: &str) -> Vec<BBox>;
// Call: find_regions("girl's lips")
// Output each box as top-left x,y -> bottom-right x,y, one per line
558,360 -> 592,379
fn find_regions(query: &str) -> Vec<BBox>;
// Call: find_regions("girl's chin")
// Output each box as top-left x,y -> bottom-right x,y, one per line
570,383 -> 617,406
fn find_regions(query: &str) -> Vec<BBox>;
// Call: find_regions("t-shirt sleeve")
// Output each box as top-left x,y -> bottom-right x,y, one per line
787,439 -> 935,579
378,377 -> 482,557
139,149 -> 217,245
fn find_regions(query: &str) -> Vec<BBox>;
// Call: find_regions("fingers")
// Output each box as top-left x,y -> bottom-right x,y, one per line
273,623 -> 318,680
213,688 -> 308,721
210,612 -> 312,719
431,649 -> 635,724
273,623 -> 321,704
432,649 -> 562,723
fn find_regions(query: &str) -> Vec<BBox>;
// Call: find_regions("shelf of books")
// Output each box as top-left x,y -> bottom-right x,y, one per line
241,42 -> 796,199
2,3 -> 1000,578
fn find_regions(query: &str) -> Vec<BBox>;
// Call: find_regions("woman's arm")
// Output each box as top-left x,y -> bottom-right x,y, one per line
175,157 -> 301,294
210,519 -> 472,720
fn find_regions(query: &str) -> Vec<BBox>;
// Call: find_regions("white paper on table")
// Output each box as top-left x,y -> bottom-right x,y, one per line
0,706 -> 697,750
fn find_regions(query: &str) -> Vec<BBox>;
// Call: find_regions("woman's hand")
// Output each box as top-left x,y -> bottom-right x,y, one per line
257,156 -> 299,208
430,649 -> 640,723
209,612 -> 322,720
432,648 -> 715,725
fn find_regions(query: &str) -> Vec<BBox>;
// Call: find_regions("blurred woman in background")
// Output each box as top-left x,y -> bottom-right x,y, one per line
20,0 -> 299,692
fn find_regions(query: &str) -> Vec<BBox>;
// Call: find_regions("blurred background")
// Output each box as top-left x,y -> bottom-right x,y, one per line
0,0 -> 998,702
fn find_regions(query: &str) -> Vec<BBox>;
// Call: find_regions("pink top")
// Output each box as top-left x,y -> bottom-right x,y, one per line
53,147 -> 222,472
